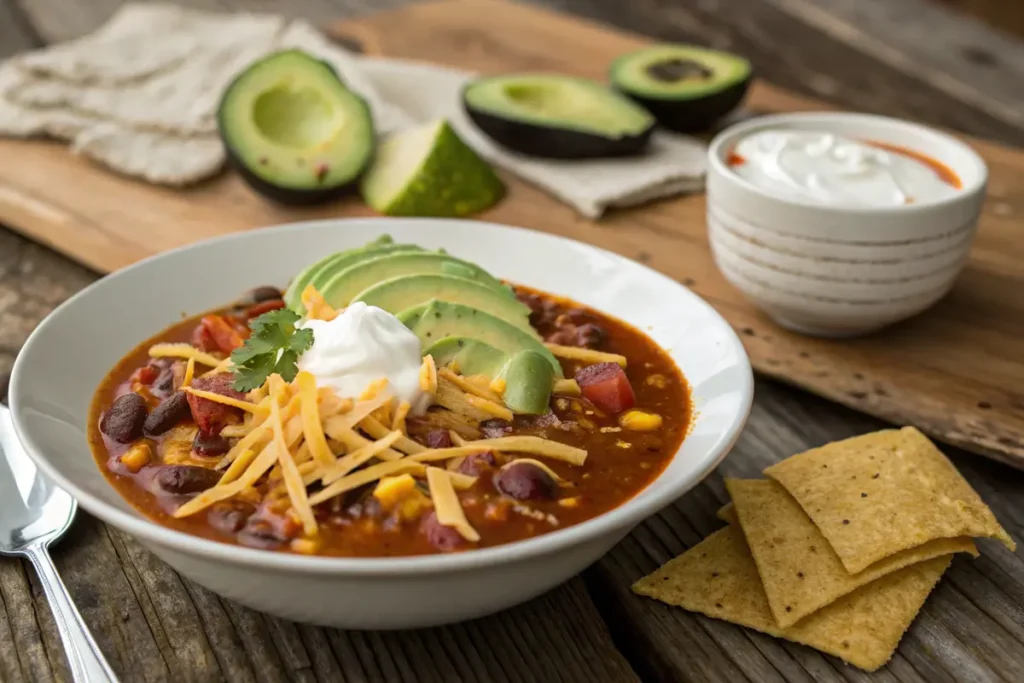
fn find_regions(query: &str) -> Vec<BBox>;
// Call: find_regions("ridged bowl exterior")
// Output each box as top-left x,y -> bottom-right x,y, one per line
706,113 -> 987,337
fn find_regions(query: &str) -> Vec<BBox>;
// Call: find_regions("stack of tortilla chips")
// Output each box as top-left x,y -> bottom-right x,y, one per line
633,427 -> 1016,672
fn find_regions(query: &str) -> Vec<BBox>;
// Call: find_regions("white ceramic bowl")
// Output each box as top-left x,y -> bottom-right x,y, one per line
10,218 -> 753,629
707,112 -> 988,337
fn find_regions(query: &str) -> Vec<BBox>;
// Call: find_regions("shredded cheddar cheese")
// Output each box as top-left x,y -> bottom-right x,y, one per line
149,343 -> 223,368
544,343 -> 627,368
426,467 -> 479,542
183,387 -> 266,415
296,371 -> 336,469
419,355 -> 438,394
181,357 -> 196,388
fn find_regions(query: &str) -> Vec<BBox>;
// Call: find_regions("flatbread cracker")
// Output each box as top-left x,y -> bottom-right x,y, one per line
765,427 -> 1014,573
726,478 -> 976,627
632,526 -> 952,672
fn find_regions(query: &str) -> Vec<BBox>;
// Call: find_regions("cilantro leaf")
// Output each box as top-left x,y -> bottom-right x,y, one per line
230,309 -> 314,392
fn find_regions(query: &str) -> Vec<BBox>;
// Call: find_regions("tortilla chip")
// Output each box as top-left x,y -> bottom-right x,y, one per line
764,427 -> 1015,573
632,527 -> 952,672
718,503 -> 737,524
726,478 -> 976,627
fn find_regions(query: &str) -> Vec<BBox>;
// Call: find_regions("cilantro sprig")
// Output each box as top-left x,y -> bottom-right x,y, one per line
230,309 -> 314,392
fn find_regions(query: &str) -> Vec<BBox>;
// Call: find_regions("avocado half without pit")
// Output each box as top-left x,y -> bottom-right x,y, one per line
610,45 -> 752,133
218,49 -> 375,205
462,74 -> 656,159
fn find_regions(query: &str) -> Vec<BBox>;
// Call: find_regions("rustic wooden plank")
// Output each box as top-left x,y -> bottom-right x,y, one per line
542,0 -> 1024,145
588,379 -> 1024,682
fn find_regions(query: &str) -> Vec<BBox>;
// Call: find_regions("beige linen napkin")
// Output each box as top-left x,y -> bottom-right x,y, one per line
0,3 -> 706,218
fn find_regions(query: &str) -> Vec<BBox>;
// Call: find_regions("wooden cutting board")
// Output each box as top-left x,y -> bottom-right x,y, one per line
1,0 -> 1023,470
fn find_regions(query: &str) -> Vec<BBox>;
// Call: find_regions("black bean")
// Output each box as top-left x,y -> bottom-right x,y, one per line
101,393 -> 148,443
155,465 -> 221,495
420,511 -> 466,552
193,431 -> 231,456
240,286 -> 283,306
238,521 -> 287,549
144,391 -> 190,435
494,461 -> 557,501
207,501 -> 256,534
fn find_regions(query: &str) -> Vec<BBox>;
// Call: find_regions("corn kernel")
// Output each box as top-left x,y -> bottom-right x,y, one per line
645,374 -> 669,389
161,440 -> 193,465
290,538 -> 321,555
619,410 -> 663,431
616,440 -> 632,449
120,442 -> 152,473
558,496 -> 582,508
374,474 -> 418,510
395,492 -> 432,522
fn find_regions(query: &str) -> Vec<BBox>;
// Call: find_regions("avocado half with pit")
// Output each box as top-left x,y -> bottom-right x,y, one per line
218,49 -> 375,205
610,45 -> 752,133
462,74 -> 655,159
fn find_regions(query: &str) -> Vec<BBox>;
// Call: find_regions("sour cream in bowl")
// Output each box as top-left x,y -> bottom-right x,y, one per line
706,112 -> 987,337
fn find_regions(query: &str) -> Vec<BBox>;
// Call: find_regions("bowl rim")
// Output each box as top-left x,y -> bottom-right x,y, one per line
707,111 -> 989,215
11,218 -> 754,576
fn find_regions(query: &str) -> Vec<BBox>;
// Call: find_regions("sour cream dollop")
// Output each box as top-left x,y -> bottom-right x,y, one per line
729,130 -> 960,207
297,302 -> 428,413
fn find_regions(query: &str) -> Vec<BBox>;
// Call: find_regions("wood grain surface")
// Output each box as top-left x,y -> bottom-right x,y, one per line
1,0 -> 1023,472
0,1 -> 1022,682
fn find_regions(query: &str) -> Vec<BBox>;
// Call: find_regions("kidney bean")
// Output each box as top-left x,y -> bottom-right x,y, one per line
144,391 -> 190,435
457,451 -> 497,476
480,419 -> 512,439
193,431 -> 231,457
493,461 -> 557,501
100,393 -> 148,443
155,465 -> 221,496
207,501 -> 256,534
246,299 -> 286,318
424,429 -> 453,449
420,511 -> 466,552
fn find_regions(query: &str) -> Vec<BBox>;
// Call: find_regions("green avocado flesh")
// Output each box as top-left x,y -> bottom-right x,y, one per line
353,274 -> 536,336
399,300 -> 562,378
424,338 -> 554,415
285,235 -> 398,311
610,45 -> 751,100
361,119 -> 504,217
463,74 -> 654,137
218,50 -> 374,200
320,252 -> 508,309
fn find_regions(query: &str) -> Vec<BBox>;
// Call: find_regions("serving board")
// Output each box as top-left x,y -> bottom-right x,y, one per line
1,0 -> 1023,470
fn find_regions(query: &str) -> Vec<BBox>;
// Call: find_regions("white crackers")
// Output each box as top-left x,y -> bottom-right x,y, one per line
0,4 -> 408,185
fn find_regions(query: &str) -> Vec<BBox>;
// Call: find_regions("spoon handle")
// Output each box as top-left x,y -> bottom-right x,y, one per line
25,545 -> 120,683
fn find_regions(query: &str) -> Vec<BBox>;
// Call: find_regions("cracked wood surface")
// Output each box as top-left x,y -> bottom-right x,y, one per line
1,1 -> 1023,681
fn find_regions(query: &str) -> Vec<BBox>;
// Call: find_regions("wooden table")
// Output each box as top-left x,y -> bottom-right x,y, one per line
2,1 -> 1023,681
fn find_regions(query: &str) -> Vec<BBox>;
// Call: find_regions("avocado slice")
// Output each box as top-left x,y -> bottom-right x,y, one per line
425,338 -> 554,414
361,119 -> 505,217
462,74 -> 655,159
609,45 -> 752,133
300,244 -> 425,310
218,49 -> 375,205
398,300 -> 562,377
285,235 -> 396,311
352,274 -> 537,336
320,252 -> 508,309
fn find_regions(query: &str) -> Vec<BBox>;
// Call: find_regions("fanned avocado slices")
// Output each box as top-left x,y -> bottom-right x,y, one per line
399,300 -> 561,377
352,274 -> 535,336
424,338 -> 554,415
609,45 -> 752,132
319,252 -> 508,309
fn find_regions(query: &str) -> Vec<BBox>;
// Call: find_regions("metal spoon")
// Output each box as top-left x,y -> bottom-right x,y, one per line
0,386 -> 119,682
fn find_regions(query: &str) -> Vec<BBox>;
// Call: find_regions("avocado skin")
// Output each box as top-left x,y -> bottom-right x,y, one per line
463,98 -> 654,160
615,78 -> 751,133
217,52 -> 374,206
223,145 -> 369,206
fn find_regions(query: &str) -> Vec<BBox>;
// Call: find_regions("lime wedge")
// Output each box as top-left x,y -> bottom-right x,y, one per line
361,119 -> 505,217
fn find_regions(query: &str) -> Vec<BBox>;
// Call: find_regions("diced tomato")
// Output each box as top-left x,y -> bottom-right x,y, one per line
198,315 -> 245,354
246,299 -> 286,318
575,362 -> 636,414
132,365 -> 160,385
186,374 -> 245,434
